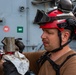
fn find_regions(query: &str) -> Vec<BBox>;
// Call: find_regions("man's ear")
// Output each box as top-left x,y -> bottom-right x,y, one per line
61,30 -> 70,42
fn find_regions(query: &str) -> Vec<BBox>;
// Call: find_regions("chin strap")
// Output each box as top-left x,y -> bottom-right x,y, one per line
51,39 -> 72,53
51,30 -> 72,53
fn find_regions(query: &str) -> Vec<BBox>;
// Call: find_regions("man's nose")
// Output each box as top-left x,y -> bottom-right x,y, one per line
41,32 -> 46,39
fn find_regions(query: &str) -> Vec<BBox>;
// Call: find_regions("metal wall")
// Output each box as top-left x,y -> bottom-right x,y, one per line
0,0 -> 50,52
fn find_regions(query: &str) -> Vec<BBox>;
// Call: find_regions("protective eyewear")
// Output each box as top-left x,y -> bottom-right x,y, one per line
33,9 -> 75,25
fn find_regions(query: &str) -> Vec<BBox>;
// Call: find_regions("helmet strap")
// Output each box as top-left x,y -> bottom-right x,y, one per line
50,31 -> 72,53
58,30 -> 62,47
50,39 -> 72,53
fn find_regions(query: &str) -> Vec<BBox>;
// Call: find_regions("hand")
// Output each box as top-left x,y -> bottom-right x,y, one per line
3,60 -> 21,75
3,60 -> 32,75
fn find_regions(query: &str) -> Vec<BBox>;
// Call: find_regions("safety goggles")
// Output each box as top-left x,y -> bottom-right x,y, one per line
33,9 -> 75,25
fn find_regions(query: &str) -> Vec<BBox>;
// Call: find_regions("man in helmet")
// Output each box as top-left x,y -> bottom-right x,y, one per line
1,0 -> 76,75
31,8 -> 76,75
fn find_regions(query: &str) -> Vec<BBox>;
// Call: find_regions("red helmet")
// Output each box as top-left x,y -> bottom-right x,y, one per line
34,9 -> 76,38
39,9 -> 74,32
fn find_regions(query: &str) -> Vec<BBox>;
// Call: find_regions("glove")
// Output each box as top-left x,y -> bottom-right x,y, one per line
25,70 -> 35,75
3,60 -> 21,75
15,38 -> 25,53
3,60 -> 32,75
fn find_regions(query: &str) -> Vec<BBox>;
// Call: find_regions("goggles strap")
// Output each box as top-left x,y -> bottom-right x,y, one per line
52,15 -> 75,21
